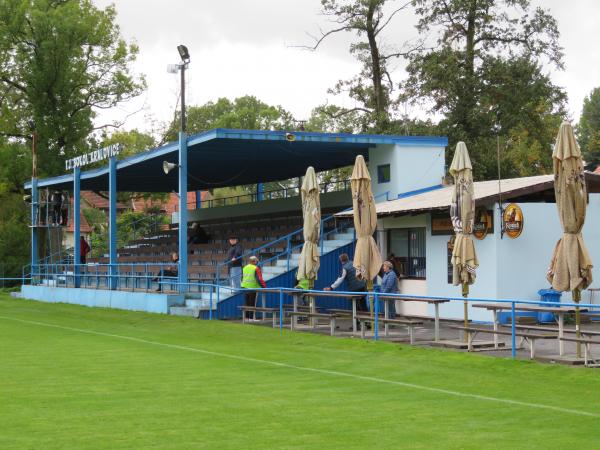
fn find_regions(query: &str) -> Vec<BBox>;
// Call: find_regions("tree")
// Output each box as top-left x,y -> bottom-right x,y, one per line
0,0 -> 145,177
161,96 -> 298,198
307,0 -> 420,133
578,87 -> 600,167
404,0 -> 566,179
162,96 -> 295,143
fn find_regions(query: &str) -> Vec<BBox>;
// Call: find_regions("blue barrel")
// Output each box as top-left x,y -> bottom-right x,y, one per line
537,289 -> 562,323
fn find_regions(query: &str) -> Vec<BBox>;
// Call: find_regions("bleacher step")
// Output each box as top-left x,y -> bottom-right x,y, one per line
169,306 -> 201,317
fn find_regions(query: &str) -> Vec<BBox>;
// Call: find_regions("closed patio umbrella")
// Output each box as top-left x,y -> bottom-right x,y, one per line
297,166 -> 321,287
547,121 -> 593,357
450,142 -> 479,332
351,155 -> 382,290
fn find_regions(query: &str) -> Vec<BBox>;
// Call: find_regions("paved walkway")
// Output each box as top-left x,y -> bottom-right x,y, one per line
239,315 -> 600,366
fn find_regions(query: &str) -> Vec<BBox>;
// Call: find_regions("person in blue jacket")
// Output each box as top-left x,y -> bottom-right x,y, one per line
380,260 -> 399,318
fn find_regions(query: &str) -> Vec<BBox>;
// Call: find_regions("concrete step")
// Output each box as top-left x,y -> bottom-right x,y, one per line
261,266 -> 287,276
169,306 -> 201,317
332,233 -> 354,240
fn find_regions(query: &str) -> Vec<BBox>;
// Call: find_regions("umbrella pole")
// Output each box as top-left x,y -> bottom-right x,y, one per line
573,288 -> 581,358
462,283 -> 469,343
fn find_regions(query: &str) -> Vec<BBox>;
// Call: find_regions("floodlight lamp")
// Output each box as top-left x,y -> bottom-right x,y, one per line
177,45 -> 190,63
167,64 -> 180,74
163,161 -> 178,175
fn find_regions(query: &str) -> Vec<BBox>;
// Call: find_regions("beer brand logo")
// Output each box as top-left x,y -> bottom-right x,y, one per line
503,203 -> 524,239
473,207 -> 491,240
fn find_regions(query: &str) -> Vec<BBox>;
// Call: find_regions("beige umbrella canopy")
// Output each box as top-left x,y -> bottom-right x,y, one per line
450,142 -> 478,335
546,122 -> 593,357
450,142 -> 479,291
547,121 -> 593,293
296,166 -> 321,285
351,155 -> 382,284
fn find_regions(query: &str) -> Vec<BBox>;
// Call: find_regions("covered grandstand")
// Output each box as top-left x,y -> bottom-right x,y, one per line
21,128 -> 448,317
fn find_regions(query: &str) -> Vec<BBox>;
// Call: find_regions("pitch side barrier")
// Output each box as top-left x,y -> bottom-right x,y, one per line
174,282 -> 597,360
28,262 -> 179,291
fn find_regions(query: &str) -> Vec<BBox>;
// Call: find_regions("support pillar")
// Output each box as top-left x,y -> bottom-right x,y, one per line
256,182 -> 264,201
31,177 -> 38,277
109,156 -> 117,290
73,167 -> 81,287
178,131 -> 188,291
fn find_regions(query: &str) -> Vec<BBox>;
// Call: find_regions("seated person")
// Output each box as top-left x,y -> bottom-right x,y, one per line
188,223 -> 211,245
154,252 -> 179,292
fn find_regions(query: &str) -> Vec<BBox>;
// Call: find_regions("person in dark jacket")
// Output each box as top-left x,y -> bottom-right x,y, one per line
380,260 -> 399,318
80,236 -> 91,264
154,252 -> 178,292
188,222 -> 210,245
324,253 -> 368,312
227,236 -> 243,290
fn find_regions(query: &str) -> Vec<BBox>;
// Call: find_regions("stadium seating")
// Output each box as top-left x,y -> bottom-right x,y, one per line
87,215 -> 304,283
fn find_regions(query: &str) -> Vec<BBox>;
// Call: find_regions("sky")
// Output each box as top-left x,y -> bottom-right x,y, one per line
92,0 -> 600,135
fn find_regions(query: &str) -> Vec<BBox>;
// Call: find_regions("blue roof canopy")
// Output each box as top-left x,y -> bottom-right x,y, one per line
25,128 -> 447,192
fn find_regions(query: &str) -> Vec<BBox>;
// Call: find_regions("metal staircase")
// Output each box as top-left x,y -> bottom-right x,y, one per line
169,225 -> 356,317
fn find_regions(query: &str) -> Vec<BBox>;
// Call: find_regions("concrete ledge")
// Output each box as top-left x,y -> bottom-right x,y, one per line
20,285 -> 185,314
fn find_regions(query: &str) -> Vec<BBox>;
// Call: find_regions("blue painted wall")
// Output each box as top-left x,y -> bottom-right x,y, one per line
369,144 -> 446,200
21,285 -> 184,314
203,242 -> 356,320
416,195 -> 600,322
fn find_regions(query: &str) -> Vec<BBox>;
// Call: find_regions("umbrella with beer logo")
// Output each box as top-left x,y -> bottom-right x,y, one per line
547,121 -> 593,357
351,155 -> 382,291
450,142 -> 479,332
297,166 -> 321,288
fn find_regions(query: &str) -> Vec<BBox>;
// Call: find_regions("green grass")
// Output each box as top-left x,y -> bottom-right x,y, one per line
1,294 -> 600,449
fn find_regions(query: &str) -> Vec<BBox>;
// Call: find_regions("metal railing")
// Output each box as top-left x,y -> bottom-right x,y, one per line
160,281 -> 600,361
30,262 -> 180,292
193,180 -> 351,209
213,191 -> 389,303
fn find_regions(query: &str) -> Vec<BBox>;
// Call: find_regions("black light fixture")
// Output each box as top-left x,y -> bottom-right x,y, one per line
177,44 -> 190,63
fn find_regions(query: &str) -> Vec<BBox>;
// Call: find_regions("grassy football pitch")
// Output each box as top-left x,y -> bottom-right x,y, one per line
1,294 -> 600,449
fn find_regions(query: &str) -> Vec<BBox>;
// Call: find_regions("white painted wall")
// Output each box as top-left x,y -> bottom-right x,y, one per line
381,194 -> 600,323
369,144 -> 446,200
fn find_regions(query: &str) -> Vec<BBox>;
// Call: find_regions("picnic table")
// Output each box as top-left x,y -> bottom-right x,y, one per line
473,303 -> 588,355
378,295 -> 449,342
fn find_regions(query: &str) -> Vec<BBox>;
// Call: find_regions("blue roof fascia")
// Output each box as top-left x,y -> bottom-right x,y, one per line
24,140 -> 180,190
397,184 -> 445,199
23,128 -> 448,189
199,128 -> 448,147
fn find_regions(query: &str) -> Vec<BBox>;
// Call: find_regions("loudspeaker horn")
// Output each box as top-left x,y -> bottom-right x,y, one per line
163,161 -> 178,175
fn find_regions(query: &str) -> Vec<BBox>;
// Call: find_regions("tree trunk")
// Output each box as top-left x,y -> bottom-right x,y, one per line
366,1 -> 388,132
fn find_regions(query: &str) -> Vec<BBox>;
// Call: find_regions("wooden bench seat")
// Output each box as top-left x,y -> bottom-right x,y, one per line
507,324 -> 600,337
451,326 -> 555,359
238,306 -> 280,328
355,314 -> 423,343
288,311 -> 339,336
558,336 -> 600,366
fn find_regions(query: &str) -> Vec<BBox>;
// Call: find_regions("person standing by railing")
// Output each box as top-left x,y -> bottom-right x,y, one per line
80,236 -> 90,264
227,235 -> 243,290
241,256 -> 266,320
380,261 -> 399,318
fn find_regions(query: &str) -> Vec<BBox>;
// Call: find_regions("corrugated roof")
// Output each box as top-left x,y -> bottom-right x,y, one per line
338,174 -> 555,217
338,172 -> 600,217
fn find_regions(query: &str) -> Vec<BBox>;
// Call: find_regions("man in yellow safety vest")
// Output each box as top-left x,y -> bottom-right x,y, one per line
241,256 -> 266,320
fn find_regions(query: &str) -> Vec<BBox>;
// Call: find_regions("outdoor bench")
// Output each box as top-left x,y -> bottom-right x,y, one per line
238,306 -> 280,327
450,326 -> 555,359
356,314 -> 423,343
558,336 -> 600,366
289,311 -> 339,336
